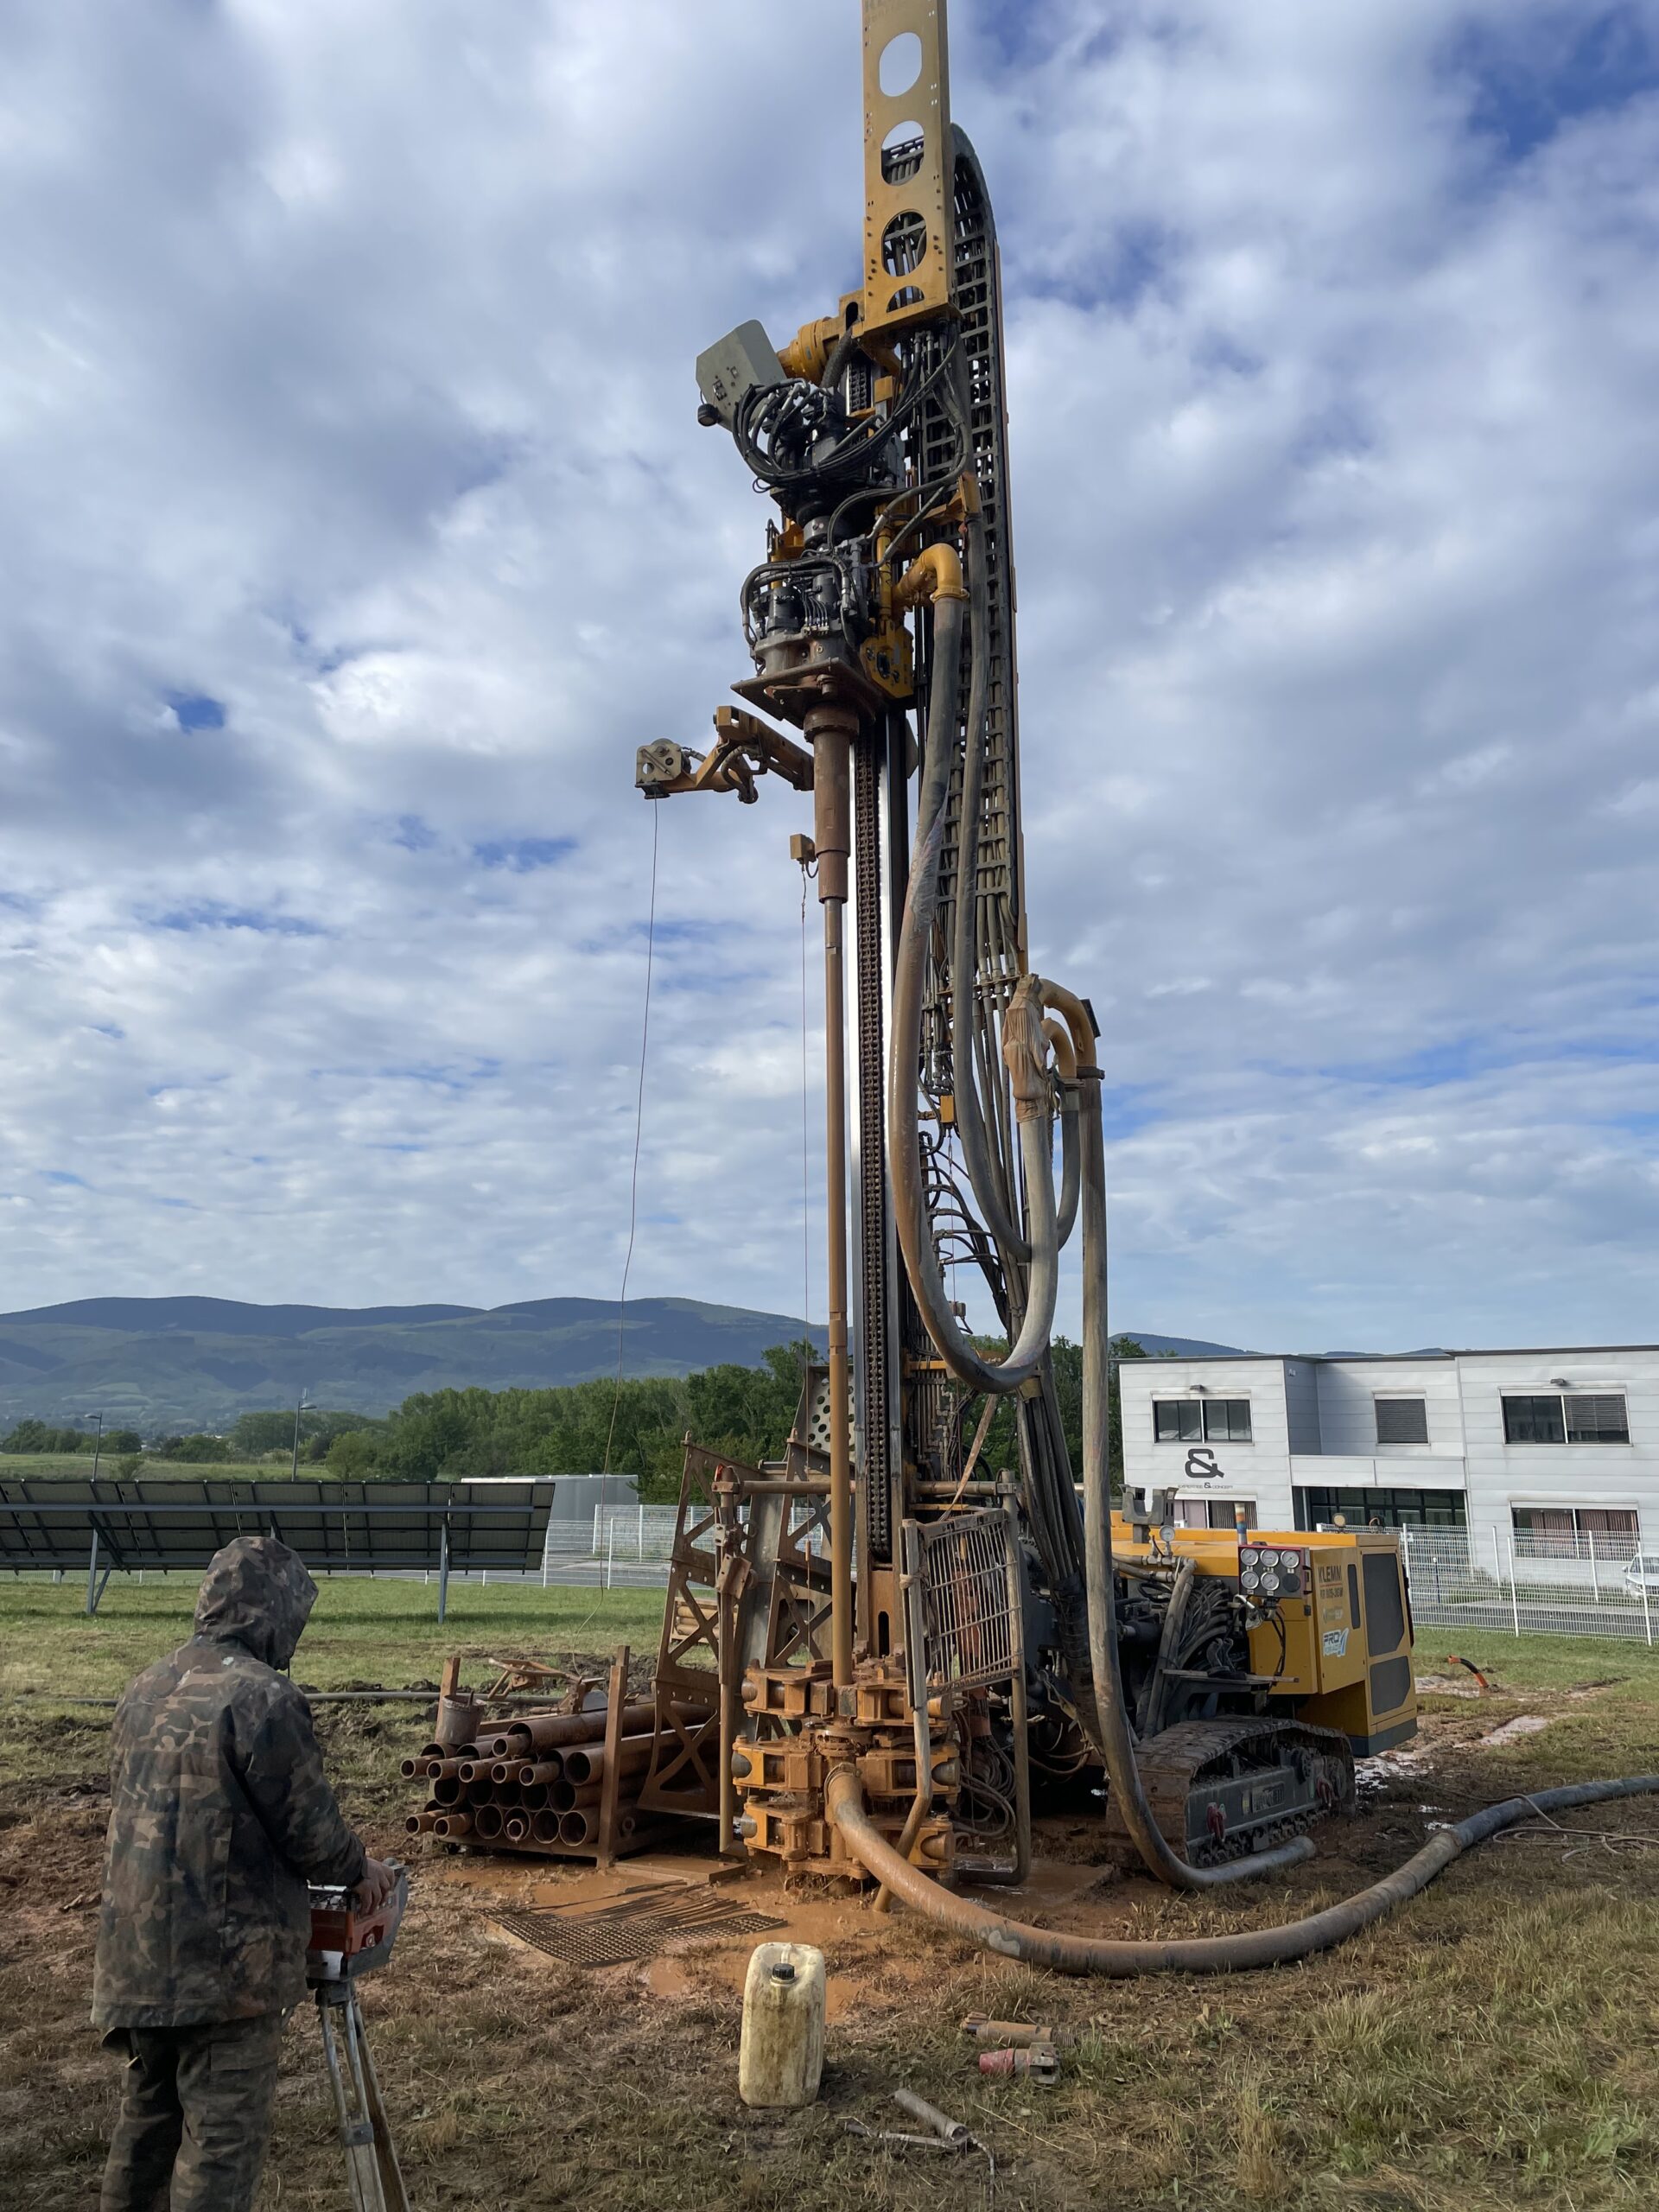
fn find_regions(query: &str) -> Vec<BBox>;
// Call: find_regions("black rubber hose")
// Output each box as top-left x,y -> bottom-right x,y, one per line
888,595 -> 1061,1396
951,514 -> 1027,1261
1073,1057 -> 1313,1888
826,1770 -> 1659,1976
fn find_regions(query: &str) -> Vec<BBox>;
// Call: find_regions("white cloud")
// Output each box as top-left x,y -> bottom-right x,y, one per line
0,0 -> 1656,1354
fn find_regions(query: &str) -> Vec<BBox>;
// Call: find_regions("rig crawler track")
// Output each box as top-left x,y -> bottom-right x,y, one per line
1103,1718 -> 1357,1868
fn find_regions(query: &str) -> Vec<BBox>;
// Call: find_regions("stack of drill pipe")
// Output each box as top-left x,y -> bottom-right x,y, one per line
402,1702 -> 659,1859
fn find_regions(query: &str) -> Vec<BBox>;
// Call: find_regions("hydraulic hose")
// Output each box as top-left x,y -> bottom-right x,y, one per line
1069,1027 -> 1309,1888
826,1767 -> 1659,1977
888,556 -> 1062,1397
950,514 -> 1028,1262
1043,1016 -> 1081,1249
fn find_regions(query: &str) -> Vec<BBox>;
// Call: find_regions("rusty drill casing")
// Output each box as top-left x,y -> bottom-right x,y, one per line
511,1758 -> 564,1788
432,1812 -> 474,1839
560,1735 -> 654,1788
504,1813 -> 531,1843
531,1811 -> 563,1844
493,1704 -> 655,1754
473,1805 -> 505,1840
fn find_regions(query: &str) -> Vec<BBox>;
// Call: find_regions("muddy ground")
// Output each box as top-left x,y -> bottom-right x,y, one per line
3,1649 -> 1656,2210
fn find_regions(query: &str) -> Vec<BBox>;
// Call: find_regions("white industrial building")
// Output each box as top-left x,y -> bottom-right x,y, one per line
1119,1346 -> 1658,1569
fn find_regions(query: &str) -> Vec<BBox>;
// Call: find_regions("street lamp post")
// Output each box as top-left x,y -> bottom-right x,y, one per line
291,1388 -> 309,1481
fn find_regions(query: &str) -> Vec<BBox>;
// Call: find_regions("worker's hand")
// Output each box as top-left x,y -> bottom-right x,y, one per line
353,1857 -> 397,1914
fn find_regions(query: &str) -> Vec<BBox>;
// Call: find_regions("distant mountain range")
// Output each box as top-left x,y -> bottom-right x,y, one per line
0,1295 -> 1245,1434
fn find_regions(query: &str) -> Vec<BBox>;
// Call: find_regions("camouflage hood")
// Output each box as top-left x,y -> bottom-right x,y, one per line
192,1536 -> 316,1670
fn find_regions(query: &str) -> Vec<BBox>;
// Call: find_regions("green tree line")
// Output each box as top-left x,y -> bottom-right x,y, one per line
2,1338 -> 1150,1500
1,1421 -> 144,1456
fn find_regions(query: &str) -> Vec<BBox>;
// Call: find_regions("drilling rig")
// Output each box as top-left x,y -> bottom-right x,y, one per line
626,0 -> 1419,1900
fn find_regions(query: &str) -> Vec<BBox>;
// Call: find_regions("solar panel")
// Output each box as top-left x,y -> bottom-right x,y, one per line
0,1477 -> 556,1617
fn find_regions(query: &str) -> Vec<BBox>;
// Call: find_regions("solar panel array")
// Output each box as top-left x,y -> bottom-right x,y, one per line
0,1477 -> 557,1575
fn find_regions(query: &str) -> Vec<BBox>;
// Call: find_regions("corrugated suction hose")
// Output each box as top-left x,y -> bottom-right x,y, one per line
826,1770 -> 1659,1976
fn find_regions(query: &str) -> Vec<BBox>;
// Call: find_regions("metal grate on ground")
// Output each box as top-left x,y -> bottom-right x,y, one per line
487,1897 -> 783,1969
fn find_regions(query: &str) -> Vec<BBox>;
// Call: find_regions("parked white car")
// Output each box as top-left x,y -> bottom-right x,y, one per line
1621,1554 -> 1659,1597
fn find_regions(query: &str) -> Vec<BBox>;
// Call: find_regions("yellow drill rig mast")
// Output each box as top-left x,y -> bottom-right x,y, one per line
634,0 -> 1416,1901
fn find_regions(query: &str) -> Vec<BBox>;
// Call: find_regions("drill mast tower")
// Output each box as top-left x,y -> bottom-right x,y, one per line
634,0 -> 1414,1893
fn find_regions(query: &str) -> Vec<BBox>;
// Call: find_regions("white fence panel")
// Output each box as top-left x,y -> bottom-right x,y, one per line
1402,1528 -> 1654,1644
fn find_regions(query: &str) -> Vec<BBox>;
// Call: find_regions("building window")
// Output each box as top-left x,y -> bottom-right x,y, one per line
1175,1497 -> 1258,1530
1375,1397 -> 1428,1446
1154,1399 -> 1252,1444
1502,1393 -> 1629,1446
1511,1505 -> 1639,1558
1297,1486 -> 1467,1532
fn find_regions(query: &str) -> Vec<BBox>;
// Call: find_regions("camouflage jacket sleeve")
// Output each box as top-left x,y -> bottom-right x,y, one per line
238,1685 -> 368,1890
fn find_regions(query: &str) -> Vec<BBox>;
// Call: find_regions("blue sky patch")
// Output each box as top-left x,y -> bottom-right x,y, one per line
166,691 -> 226,731
152,901 -> 326,937
473,836 -> 577,873
40,1169 -> 87,1188
1450,7 -> 1659,164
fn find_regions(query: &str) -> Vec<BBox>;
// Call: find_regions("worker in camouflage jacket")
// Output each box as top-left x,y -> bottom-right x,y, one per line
92,1535 -> 394,2212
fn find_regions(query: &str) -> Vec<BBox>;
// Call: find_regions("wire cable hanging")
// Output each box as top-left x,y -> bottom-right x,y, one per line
602,804 -> 659,1480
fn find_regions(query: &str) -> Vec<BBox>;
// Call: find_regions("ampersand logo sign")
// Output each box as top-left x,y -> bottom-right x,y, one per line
1183,1446 -> 1225,1482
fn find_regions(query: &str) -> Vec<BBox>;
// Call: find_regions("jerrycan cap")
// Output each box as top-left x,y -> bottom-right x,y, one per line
770,1961 -> 798,1984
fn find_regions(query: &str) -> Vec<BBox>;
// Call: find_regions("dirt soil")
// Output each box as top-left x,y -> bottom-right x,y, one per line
3,1667 -> 1657,2210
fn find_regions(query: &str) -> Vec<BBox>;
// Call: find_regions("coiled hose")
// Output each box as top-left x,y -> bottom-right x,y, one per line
887,574 -> 1060,1397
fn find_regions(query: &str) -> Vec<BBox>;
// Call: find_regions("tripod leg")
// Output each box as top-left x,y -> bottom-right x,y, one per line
355,2001 -> 412,2212
319,1991 -> 387,2212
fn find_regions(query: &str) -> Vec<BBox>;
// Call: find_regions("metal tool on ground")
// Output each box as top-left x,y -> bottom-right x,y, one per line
306,1869 -> 411,2212
978,2043 -> 1060,2084
892,2088 -> 972,2147
961,2015 -> 1074,2050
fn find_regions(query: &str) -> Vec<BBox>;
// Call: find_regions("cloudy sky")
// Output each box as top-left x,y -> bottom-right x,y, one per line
2,0 -> 1656,1353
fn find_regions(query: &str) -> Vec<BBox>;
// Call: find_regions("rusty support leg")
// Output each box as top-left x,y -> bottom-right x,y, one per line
809,700 -> 858,1692
596,1643 -> 629,1868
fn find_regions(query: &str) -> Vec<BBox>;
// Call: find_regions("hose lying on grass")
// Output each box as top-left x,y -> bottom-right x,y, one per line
826,1770 -> 1659,1977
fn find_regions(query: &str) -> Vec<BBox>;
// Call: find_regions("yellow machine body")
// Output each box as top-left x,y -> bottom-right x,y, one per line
1112,1520 -> 1420,1757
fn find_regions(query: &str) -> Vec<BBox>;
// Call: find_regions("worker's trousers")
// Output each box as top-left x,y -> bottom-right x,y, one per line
99,2012 -> 286,2212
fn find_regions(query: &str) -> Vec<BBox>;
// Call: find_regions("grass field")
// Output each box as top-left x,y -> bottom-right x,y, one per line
3,1580 -> 1656,2211
3,1452 -> 298,1479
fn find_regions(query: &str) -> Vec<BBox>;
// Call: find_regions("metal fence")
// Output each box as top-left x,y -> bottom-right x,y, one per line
1401,1527 -> 1656,1644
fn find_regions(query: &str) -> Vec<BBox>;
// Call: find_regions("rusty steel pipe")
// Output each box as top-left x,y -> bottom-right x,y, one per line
519,1783 -> 550,1813
431,1812 -> 474,1840
503,1814 -> 531,1844
531,1811 -> 562,1845
560,1736 -> 654,1787
404,1811 -> 441,1834
559,1809 -> 599,1847
510,1758 -> 563,1789
499,1704 -> 655,1752
551,1779 -> 603,1814
805,694 -> 859,1693
473,1805 -> 504,1840
431,1777 -> 463,1807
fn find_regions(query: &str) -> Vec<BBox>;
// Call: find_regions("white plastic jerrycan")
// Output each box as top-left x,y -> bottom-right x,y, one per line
738,1941 -> 826,2109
